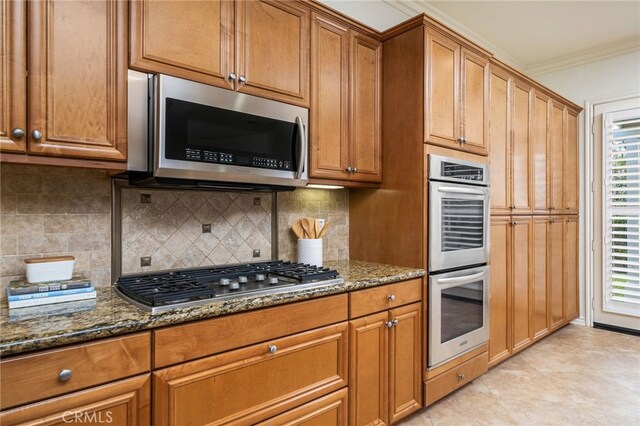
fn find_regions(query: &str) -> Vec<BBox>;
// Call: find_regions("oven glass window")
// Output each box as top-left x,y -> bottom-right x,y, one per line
164,98 -> 298,168
441,280 -> 484,343
441,199 -> 484,252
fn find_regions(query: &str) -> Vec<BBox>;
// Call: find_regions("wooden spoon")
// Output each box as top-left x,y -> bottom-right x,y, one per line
291,220 -> 305,239
318,221 -> 330,238
314,219 -> 321,239
301,218 -> 314,239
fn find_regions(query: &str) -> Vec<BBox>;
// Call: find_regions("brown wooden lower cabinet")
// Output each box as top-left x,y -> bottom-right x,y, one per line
424,350 -> 488,406
549,217 -> 565,330
0,374 -> 150,425
258,388 -> 348,426
153,322 -> 348,426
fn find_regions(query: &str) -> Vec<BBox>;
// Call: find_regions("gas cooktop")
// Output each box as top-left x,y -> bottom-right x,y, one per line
115,260 -> 343,314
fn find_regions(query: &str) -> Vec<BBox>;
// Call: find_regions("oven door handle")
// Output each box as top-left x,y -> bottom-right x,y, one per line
294,116 -> 307,179
436,271 -> 486,286
436,186 -> 487,196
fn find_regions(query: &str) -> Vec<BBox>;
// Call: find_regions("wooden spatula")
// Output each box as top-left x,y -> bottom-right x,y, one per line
301,218 -> 315,239
291,220 -> 305,239
318,221 -> 330,238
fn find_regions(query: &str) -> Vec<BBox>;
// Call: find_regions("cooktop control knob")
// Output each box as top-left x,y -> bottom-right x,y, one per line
220,278 -> 230,286
238,275 -> 248,284
269,277 -> 279,285
255,274 -> 265,281
229,281 -> 240,290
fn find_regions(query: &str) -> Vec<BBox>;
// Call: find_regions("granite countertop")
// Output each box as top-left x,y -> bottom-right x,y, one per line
0,260 -> 425,357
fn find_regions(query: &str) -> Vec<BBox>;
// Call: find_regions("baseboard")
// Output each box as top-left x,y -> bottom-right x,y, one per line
570,318 -> 586,327
593,322 -> 640,337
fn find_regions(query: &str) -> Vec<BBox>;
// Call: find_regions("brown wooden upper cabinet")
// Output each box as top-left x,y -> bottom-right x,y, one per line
531,90 -> 551,214
0,0 -> 128,163
425,28 -> 489,156
131,0 -> 310,108
310,13 -> 381,185
564,110 -> 579,214
549,100 -> 566,214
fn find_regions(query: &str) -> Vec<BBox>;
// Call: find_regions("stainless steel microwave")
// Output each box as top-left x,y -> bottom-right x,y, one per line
126,71 -> 309,191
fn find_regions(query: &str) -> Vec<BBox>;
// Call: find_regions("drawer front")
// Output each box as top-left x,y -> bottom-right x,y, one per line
350,279 -> 422,318
0,332 -> 151,410
0,374 -> 150,425
154,294 -> 348,368
424,351 -> 488,406
153,322 -> 348,426
257,388 -> 348,426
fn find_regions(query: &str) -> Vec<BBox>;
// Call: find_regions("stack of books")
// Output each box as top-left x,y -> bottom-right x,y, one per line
6,275 -> 96,309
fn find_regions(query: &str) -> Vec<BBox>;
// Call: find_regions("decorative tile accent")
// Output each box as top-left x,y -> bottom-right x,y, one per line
0,164 -> 112,295
277,188 -> 349,263
120,189 -> 273,274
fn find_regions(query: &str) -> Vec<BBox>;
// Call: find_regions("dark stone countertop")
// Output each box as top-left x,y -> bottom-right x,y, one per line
0,260 -> 425,357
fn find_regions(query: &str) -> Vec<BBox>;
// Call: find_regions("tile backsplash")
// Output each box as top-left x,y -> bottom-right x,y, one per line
0,164 -> 112,294
120,189 -> 273,274
0,164 -> 350,297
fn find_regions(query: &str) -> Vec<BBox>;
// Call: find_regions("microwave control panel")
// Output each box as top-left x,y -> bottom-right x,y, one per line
182,148 -> 292,171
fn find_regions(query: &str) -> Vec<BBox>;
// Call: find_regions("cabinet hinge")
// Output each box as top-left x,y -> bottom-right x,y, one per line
591,298 -> 595,311
591,123 -> 595,135
591,240 -> 595,252
591,181 -> 594,193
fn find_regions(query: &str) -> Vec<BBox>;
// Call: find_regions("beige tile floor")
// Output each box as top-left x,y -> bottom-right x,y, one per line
399,324 -> 640,425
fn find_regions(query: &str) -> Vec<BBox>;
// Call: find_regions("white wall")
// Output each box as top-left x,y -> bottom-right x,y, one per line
533,50 -> 640,324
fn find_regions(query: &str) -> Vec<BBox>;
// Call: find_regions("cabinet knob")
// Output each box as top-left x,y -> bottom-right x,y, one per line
458,373 -> 465,381
268,344 -> 277,354
229,73 -> 237,81
31,130 -> 43,140
387,294 -> 396,301
392,319 -> 398,327
346,166 -> 353,172
457,137 -> 464,143
353,167 -> 358,173
239,75 -> 247,83
59,369 -> 72,382
11,128 -> 24,138
386,321 -> 394,329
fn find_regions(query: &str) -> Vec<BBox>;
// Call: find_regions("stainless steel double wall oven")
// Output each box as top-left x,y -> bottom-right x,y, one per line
428,155 -> 491,368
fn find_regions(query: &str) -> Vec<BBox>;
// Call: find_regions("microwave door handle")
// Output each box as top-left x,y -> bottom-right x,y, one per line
295,116 -> 306,179
437,186 -> 487,196
436,271 -> 486,288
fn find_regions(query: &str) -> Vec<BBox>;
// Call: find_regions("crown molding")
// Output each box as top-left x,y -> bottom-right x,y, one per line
526,38 -> 640,77
382,0 -> 526,70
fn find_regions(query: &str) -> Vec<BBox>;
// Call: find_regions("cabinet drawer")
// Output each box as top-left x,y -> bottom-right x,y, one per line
257,388 -> 348,425
153,322 -> 348,426
424,351 -> 488,406
154,294 -> 348,368
0,374 -> 150,425
0,332 -> 151,410
350,279 -> 422,318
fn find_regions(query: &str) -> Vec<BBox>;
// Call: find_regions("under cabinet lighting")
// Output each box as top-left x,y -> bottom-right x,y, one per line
305,184 -> 345,190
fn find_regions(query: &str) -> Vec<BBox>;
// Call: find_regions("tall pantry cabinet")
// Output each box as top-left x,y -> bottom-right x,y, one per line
488,58 -> 581,368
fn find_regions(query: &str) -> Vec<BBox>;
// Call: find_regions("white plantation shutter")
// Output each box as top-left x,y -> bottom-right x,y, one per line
603,108 -> 640,317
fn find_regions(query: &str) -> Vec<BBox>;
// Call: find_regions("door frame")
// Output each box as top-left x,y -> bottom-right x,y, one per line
583,93 -> 640,327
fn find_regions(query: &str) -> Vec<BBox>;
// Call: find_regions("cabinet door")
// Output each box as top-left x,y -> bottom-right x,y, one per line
257,389 -> 348,426
512,81 -> 533,214
0,375 -> 150,425
389,303 -> 422,423
488,66 -> 511,214
130,0 -> 234,90
489,217 -> 511,367
236,0 -> 310,107
425,28 -> 460,148
564,217 -> 579,321
532,217 -> 549,340
564,111 -> 579,213
154,323 -> 348,426
511,217 -> 533,353
0,0 -> 27,153
549,102 -> 565,213
349,312 -> 388,426
27,0 -> 127,161
532,91 -> 550,213
309,13 -> 350,181
460,48 -> 489,155
350,31 -> 382,183
549,218 -> 565,330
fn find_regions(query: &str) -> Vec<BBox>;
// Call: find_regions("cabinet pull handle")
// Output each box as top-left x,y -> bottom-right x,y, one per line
59,369 -> 72,382
387,294 -> 396,301
32,130 -> 43,140
11,128 -> 24,138
386,321 -> 394,329
268,345 -> 277,354
239,75 -> 247,84
229,73 -> 237,81
458,373 -> 465,381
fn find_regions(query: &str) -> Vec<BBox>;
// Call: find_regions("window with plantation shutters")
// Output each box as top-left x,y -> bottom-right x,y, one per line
603,108 -> 640,317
